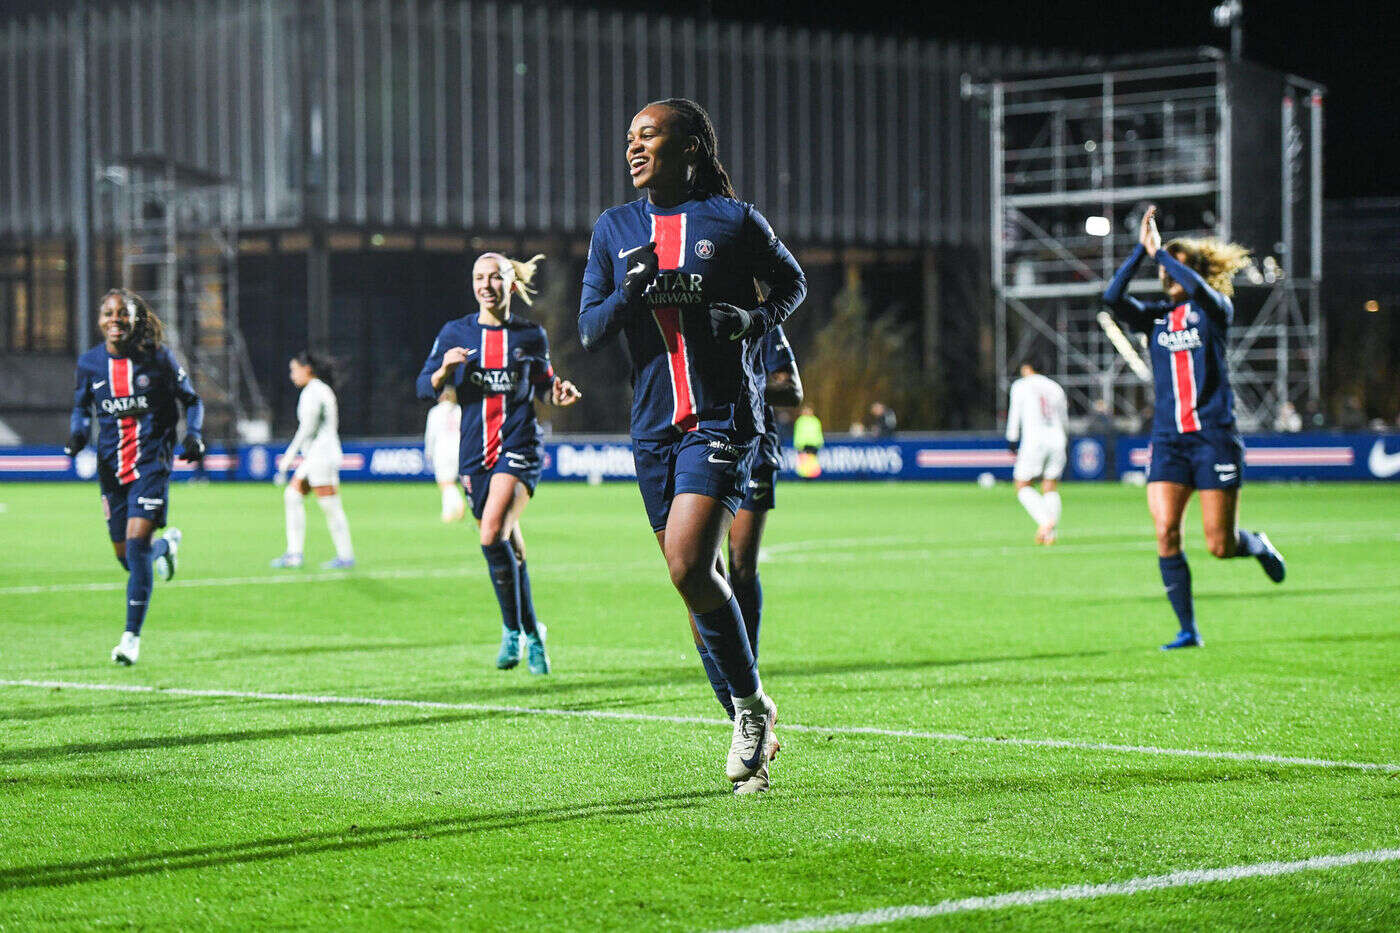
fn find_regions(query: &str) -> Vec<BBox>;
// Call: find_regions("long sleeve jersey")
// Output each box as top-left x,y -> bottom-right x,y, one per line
416,314 -> 554,473
754,326 -> 799,469
579,195 -> 806,440
281,378 -> 343,468
70,344 -> 204,484
1102,244 -> 1237,435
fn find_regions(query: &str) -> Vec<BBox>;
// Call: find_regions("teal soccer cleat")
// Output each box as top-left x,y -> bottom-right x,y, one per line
496,627 -> 523,670
526,624 -> 551,675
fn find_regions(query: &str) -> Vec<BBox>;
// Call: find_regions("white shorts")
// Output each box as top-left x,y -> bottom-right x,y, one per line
293,452 -> 341,488
1013,438 -> 1067,482
431,442 -> 460,484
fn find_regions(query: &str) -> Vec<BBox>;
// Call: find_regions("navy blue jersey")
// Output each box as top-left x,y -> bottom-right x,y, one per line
1103,245 -> 1236,435
416,315 -> 554,474
579,195 -> 805,440
754,326 -> 799,468
70,344 -> 204,484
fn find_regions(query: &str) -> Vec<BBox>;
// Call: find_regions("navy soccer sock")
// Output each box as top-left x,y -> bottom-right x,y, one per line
125,537 -> 154,636
732,573 -> 762,663
693,596 -> 760,701
150,537 -> 170,562
515,558 -> 540,637
481,542 -> 521,633
1234,528 -> 1265,557
1158,553 -> 1195,634
695,639 -> 736,719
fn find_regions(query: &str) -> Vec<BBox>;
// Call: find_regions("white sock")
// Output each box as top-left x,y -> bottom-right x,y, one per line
317,494 -> 354,560
732,683 -> 766,711
1043,491 -> 1062,526
284,484 -> 306,554
1017,486 -> 1046,526
441,484 -> 464,519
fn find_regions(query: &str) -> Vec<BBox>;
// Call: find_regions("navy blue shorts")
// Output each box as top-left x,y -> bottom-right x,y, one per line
632,430 -> 758,533
739,461 -> 777,512
99,469 -> 170,542
1147,429 -> 1245,489
462,449 -> 541,521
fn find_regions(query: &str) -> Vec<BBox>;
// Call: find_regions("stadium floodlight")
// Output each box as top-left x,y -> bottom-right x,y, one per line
1085,216 -> 1112,237
1211,0 -> 1242,27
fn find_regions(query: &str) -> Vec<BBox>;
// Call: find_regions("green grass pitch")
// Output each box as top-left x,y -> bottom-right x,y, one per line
1,479 -> 1398,930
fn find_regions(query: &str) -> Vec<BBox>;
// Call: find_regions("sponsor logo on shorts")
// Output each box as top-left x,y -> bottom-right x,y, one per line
137,496 -> 164,510
505,451 -> 534,469
706,440 -> 743,465
1213,462 -> 1239,482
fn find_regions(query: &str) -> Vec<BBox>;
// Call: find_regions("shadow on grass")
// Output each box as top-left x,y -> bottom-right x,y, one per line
0,709 -> 501,764
1074,584 -> 1399,608
0,789 -> 724,891
186,639 -> 462,663
0,697 -> 214,724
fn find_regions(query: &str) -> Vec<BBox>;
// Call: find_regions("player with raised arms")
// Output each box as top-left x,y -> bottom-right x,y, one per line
271,351 -> 356,570
1006,357 -> 1068,544
66,288 -> 205,665
1102,206 -> 1286,649
579,98 -> 806,791
418,252 -> 581,674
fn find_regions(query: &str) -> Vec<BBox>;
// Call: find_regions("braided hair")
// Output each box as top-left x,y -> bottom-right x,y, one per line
650,98 -> 736,200
103,288 -> 165,357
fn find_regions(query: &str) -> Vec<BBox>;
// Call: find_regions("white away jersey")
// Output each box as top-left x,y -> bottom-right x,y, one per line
1007,374 -> 1068,445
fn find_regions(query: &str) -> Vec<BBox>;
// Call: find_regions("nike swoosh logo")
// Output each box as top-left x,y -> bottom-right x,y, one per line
708,455 -> 735,465
741,721 -> 770,770
1367,440 -> 1400,478
93,380 -> 106,389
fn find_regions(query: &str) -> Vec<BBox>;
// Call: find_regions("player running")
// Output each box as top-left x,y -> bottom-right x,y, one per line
579,98 -> 806,791
1006,358 -> 1068,544
417,252 -> 581,674
1102,206 -> 1286,650
66,288 -> 205,665
425,385 -> 467,523
271,352 -> 355,570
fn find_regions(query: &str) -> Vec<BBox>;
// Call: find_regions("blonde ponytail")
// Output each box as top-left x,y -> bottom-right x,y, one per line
478,252 -> 546,306
1164,238 -> 1251,298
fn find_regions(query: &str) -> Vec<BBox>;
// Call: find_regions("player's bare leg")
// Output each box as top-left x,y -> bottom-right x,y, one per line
1149,481 -> 1201,649
1201,486 -> 1286,581
661,494 -> 775,784
1014,477 -> 1050,544
1039,478 -> 1061,544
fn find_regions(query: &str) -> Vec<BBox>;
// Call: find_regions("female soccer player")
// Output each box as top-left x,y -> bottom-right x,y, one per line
417,252 -> 581,674
579,98 -> 806,789
271,352 -> 355,570
425,385 -> 466,522
1102,206 -> 1286,649
66,288 -> 205,665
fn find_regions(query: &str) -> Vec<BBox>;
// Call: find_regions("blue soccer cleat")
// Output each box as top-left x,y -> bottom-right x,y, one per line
321,557 -> 355,570
1254,532 -> 1286,583
496,627 -> 523,670
1161,630 -> 1204,650
526,624 -> 551,675
270,552 -> 303,569
154,527 -> 181,582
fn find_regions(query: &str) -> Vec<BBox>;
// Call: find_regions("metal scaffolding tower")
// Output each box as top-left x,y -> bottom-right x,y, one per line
982,57 -> 1324,429
105,155 -> 267,442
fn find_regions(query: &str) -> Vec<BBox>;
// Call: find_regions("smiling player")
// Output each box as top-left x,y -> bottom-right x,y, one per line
579,98 -> 806,791
67,288 -> 204,665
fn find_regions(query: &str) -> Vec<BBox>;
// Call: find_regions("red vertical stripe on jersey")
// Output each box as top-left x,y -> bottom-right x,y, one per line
649,212 -> 698,432
1168,305 -> 1200,433
110,357 -> 141,482
481,329 -> 507,468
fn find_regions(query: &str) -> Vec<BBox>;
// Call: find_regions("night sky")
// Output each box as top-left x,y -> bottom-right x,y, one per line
629,0 -> 1399,200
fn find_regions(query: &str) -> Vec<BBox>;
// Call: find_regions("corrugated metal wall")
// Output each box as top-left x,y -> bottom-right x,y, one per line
0,0 -> 1078,246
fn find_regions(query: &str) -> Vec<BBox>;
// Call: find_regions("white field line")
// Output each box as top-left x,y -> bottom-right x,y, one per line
2,679 -> 1397,774
8,529 -> 1396,596
712,848 -> 1400,933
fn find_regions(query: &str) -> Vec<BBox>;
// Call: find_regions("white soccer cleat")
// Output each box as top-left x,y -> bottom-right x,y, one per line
726,694 -> 778,783
111,631 -> 140,666
733,763 -> 771,796
155,527 -> 181,581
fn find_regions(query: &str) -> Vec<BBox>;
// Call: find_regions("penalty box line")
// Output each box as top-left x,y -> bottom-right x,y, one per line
2,679 -> 1398,775
712,847 -> 1400,933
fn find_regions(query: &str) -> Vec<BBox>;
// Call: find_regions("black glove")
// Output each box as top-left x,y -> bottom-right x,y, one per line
707,302 -> 755,341
619,243 -> 659,303
1007,441 -> 1019,455
179,433 -> 206,463
64,432 -> 87,457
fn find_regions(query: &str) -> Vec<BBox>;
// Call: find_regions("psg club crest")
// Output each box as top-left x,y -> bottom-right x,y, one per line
512,347 -> 525,361
136,374 -> 150,389
694,239 -> 714,260
1186,310 -> 1200,325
